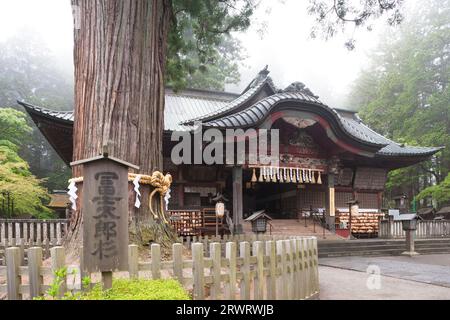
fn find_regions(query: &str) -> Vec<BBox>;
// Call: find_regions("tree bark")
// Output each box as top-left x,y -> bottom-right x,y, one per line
67,0 -> 176,254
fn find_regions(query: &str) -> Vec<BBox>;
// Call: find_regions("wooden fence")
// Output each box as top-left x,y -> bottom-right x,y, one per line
379,220 -> 450,239
0,219 -> 69,266
0,219 -> 69,246
0,235 -> 319,300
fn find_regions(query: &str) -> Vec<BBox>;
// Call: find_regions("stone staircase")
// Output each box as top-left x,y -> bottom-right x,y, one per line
243,218 -> 342,240
318,238 -> 450,258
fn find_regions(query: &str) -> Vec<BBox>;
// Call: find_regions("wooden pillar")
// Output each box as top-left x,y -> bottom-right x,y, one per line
178,166 -> 184,208
326,173 -> 336,232
232,166 -> 243,234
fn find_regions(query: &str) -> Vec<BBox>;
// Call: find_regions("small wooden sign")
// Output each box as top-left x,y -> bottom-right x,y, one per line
72,154 -> 138,273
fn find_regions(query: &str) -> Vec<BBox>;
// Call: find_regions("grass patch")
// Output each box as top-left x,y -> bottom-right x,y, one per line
81,278 -> 191,300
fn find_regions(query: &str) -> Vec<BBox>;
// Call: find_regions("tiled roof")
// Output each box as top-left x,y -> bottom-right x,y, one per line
181,75 -> 277,125
19,87 -> 237,132
19,80 -> 443,158
202,92 -> 443,157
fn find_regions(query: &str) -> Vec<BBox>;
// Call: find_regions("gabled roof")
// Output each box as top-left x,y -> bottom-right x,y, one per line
181,69 -> 278,125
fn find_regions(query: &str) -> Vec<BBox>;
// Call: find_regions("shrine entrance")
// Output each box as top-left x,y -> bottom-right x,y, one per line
241,168 -> 328,220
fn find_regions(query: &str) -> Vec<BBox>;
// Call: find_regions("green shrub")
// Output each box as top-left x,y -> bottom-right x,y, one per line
35,268 -> 191,300
81,278 -> 191,300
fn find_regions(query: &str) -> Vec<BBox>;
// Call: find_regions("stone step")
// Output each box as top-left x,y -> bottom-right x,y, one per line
317,238 -> 450,257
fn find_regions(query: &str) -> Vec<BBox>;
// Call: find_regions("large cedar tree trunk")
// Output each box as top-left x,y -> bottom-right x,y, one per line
67,0 -> 177,254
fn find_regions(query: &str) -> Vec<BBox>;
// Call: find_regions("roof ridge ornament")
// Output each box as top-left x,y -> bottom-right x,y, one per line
247,65 -> 270,90
283,82 -> 319,99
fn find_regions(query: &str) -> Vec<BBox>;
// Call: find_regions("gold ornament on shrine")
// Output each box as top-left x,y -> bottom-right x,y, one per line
249,166 -> 324,185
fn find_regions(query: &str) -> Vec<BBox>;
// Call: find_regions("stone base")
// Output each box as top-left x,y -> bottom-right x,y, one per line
401,251 -> 420,257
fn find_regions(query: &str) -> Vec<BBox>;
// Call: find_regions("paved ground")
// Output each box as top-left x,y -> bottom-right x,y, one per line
319,254 -> 450,300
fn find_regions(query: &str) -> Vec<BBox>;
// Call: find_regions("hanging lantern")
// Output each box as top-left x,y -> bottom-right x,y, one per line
271,167 -> 277,183
311,170 -> 316,184
298,168 -> 303,183
317,171 -> 322,184
291,168 -> 296,183
251,168 -> 257,183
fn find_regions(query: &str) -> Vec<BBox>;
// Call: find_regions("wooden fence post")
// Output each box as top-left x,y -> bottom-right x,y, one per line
296,238 -> 305,299
314,237 -> 320,294
18,239 -> 25,265
302,238 -> 311,298
28,247 -> 43,299
151,243 -> 161,280
6,247 -> 22,300
285,240 -> 294,300
56,222 -> 62,245
210,242 -> 221,300
51,246 -> 67,298
15,223 -> 21,242
239,241 -> 250,300
253,241 -> 265,300
276,240 -> 287,300
192,243 -> 205,300
0,221 -> 5,246
173,243 -> 183,284
225,242 -> 237,300
265,240 -> 276,300
23,223 -> 28,246
8,223 -> 13,246
290,239 -> 299,300
128,245 -> 139,279
30,222 -> 35,246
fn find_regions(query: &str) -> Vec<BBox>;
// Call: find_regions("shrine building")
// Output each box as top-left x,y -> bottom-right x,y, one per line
19,68 -> 442,238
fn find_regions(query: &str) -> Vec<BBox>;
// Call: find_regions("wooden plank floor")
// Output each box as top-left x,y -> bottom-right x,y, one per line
243,219 -> 343,240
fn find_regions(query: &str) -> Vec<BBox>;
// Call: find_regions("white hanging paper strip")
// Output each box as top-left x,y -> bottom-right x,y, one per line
67,181 -> 78,211
296,168 -> 300,182
133,174 -> 142,208
164,188 -> 171,211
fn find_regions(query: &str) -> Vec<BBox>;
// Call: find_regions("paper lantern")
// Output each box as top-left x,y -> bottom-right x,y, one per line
215,202 -> 225,218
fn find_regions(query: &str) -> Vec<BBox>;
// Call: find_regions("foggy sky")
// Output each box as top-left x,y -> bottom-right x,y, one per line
0,0 -> 416,109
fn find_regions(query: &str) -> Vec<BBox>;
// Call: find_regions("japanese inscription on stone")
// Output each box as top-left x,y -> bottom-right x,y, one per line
82,159 -> 129,272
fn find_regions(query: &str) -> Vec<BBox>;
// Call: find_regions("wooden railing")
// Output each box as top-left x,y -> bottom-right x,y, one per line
0,235 -> 319,300
379,220 -> 450,239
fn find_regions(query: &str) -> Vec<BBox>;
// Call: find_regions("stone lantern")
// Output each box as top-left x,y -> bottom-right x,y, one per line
398,214 -> 419,257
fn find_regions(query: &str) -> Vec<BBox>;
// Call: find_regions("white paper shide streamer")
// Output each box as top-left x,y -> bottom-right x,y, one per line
164,188 -> 171,211
133,174 -> 142,208
67,181 -> 78,211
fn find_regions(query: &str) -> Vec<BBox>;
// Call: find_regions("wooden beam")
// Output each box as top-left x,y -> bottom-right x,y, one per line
232,166 -> 243,234
326,173 -> 336,231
